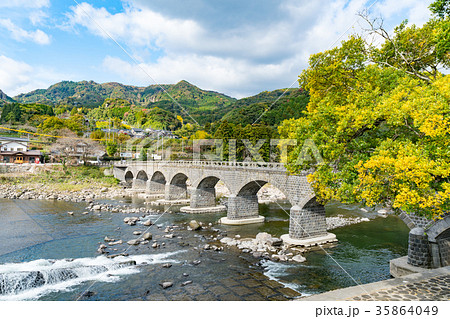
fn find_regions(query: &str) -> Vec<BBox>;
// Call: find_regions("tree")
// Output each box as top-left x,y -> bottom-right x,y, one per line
279,9 -> 450,219
430,0 -> 450,18
361,1 -> 450,82
140,147 -> 148,161
213,121 -> 237,160
39,116 -> 65,132
106,142 -> 118,157
0,103 -> 22,123
51,129 -> 104,165
90,130 -> 106,140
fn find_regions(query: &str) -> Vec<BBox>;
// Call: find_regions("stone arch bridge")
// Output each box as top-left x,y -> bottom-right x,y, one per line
113,161 -> 336,245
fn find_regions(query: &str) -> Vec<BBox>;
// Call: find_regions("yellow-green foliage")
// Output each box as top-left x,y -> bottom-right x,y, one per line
279,17 -> 450,219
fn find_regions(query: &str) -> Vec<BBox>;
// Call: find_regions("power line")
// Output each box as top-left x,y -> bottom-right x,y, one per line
0,126 -> 110,141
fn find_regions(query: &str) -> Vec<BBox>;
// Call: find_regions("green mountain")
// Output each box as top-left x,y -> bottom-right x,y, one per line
0,89 -> 15,106
221,88 -> 309,127
13,80 -> 236,124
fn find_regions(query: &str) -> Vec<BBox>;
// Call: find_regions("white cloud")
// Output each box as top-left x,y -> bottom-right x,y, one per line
0,18 -> 51,45
66,0 -> 438,97
102,54 -> 300,98
67,2 -> 202,50
0,0 -> 50,8
29,10 -> 49,26
0,55 -> 64,96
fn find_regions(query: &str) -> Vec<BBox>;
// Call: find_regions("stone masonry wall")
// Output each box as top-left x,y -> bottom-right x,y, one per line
407,228 -> 431,268
289,204 -> 327,239
227,195 -> 259,220
190,188 -> 216,208
146,180 -> 165,194
165,183 -> 187,200
438,238 -> 450,267
133,178 -> 147,190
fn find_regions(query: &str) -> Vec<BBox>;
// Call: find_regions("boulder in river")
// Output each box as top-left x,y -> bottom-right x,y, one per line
181,280 -> 193,286
143,220 -> 152,227
127,239 -> 140,245
188,220 -> 201,230
160,281 -> 173,289
142,232 -> 152,240
255,232 -> 273,245
292,255 -> 306,263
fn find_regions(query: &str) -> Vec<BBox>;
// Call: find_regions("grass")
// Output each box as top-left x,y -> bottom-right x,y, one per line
1,165 -> 119,191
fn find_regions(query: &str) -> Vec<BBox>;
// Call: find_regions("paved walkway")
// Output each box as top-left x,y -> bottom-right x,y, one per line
300,266 -> 450,301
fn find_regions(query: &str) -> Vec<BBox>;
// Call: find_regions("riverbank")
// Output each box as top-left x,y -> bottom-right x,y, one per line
0,165 -> 122,202
300,265 -> 450,301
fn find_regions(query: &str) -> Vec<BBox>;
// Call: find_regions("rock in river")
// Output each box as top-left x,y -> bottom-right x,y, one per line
189,220 -> 201,231
142,232 -> 152,240
292,255 -> 306,263
143,220 -> 152,227
127,239 -> 140,245
160,281 -> 173,289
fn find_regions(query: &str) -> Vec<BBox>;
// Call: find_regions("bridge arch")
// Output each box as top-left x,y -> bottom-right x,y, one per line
136,170 -> 148,181
133,170 -> 148,189
125,171 -> 134,184
166,172 -> 189,200
189,175 -> 232,209
427,214 -> 450,243
198,176 -> 220,189
146,171 -> 167,194
237,180 -> 268,196
151,171 -> 166,183
170,172 -> 189,185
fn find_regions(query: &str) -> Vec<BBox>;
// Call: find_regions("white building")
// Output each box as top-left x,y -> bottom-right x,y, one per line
0,137 -> 29,151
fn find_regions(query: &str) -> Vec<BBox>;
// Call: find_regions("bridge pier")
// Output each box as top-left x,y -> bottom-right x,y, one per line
191,187 -> 216,208
133,178 -> 147,190
165,182 -> 188,200
219,194 -> 265,225
180,187 -> 227,213
146,180 -> 165,195
281,199 -> 336,247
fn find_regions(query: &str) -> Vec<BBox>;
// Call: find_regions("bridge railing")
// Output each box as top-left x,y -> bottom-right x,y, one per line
114,160 -> 287,171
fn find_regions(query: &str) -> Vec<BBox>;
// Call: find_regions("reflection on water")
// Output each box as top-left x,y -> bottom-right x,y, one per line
0,197 -> 409,300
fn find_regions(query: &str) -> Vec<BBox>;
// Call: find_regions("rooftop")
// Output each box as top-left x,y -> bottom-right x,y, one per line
0,136 -> 30,142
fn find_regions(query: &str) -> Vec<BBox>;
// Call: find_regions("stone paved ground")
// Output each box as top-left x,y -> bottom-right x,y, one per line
144,272 -> 302,301
349,275 -> 450,301
300,266 -> 450,301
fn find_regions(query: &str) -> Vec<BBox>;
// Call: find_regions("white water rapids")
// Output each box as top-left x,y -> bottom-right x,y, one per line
0,252 -> 181,301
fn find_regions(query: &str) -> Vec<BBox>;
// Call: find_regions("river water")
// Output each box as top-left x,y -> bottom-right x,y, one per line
0,197 -> 409,300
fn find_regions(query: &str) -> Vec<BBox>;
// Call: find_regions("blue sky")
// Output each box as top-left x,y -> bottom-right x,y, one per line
0,0 -> 434,98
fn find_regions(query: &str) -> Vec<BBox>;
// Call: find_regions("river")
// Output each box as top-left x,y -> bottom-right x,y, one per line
0,197 -> 409,300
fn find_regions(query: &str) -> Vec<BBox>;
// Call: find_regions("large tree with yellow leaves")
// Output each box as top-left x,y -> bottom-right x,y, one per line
279,2 -> 450,219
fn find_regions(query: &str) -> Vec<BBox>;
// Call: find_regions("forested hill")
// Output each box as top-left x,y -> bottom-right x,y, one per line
0,89 -> 14,105
221,88 -> 309,126
7,80 -> 308,127
13,80 -> 236,125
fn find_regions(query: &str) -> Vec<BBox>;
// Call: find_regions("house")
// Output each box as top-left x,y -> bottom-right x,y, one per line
0,141 -> 28,152
0,136 -> 29,150
50,141 -> 106,164
0,136 -> 42,164
0,150 -> 42,164
101,129 -> 120,134
131,128 -> 146,138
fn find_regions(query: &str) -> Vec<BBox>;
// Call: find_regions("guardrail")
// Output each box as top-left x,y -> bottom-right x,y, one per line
114,160 -> 287,171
